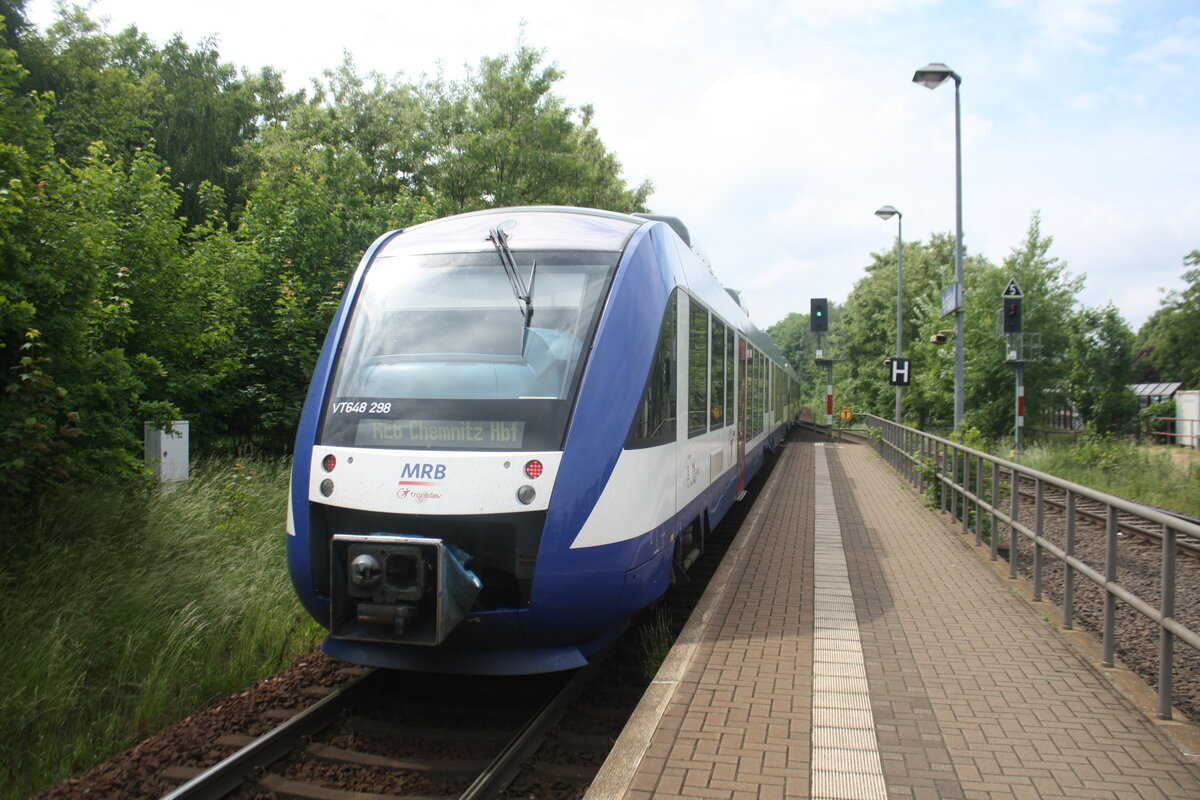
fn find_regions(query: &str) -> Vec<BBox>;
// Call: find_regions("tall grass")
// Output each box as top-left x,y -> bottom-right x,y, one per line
0,458 -> 324,799
635,605 -> 675,683
1020,435 -> 1200,517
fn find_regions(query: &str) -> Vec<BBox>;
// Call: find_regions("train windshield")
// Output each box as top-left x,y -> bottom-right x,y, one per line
319,249 -> 619,451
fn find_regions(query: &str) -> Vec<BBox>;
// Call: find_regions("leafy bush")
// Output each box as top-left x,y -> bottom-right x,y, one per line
1139,398 -> 1175,439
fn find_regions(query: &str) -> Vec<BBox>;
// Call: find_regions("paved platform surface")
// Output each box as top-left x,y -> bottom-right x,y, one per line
586,438 -> 1200,799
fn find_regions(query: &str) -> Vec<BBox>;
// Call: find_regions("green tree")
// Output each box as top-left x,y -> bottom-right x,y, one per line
0,19 -> 80,499
2,9 -> 657,492
1068,305 -> 1137,434
836,213 -> 1083,443
839,233 -> 973,431
231,119 -> 434,448
1136,250 -> 1200,390
975,213 -> 1080,441
20,6 -> 291,227
767,311 -> 822,407
21,8 -> 160,164
420,45 -> 651,214
147,35 -> 281,225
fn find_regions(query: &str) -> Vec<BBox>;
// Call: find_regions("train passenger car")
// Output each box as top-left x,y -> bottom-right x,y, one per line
288,206 -> 801,674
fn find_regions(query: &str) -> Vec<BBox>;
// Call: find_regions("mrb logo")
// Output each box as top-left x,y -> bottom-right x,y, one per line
399,463 -> 447,484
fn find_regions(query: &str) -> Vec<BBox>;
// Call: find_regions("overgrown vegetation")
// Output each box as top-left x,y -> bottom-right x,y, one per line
0,458 -> 323,800
1020,431 -> 1200,518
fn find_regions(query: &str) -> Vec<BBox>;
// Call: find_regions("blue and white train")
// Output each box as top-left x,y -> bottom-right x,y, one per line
288,206 -> 801,674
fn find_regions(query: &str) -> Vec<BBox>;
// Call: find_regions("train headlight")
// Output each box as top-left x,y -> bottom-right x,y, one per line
350,553 -> 382,588
517,485 -> 536,505
320,478 -> 334,497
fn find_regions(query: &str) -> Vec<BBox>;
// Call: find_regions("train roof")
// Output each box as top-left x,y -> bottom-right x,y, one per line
378,206 -> 642,256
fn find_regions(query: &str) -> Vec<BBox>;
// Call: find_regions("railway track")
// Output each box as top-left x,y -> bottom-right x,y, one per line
158,665 -> 591,800
1011,474 -> 1200,557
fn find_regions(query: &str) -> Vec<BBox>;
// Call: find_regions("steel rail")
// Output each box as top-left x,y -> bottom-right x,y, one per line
158,669 -> 376,800
458,660 -> 599,800
1013,480 -> 1200,556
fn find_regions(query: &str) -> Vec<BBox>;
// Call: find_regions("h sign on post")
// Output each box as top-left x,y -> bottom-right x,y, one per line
889,357 -> 911,386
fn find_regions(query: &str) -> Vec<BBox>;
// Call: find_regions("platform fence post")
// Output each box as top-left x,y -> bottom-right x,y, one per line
1159,522 -> 1176,719
960,449 -> 970,534
990,460 -> 1000,560
1033,478 -> 1045,602
1103,505 -> 1118,667
1009,470 -> 1020,579
974,454 -> 983,547
950,447 -> 959,523
939,442 -> 948,515
1063,490 -> 1075,628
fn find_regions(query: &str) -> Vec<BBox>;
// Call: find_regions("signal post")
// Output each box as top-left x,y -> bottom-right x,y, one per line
1002,279 -> 1026,453
811,298 -> 835,431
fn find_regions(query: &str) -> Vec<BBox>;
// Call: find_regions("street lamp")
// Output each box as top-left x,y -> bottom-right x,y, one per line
875,205 -> 903,424
913,61 -> 964,432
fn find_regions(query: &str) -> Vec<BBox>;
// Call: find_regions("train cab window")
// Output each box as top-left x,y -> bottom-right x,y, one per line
687,300 -> 709,438
627,292 -> 678,449
319,249 -> 618,451
710,319 -> 726,428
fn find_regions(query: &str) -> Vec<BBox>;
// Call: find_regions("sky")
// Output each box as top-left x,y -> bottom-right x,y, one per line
23,0 -> 1200,332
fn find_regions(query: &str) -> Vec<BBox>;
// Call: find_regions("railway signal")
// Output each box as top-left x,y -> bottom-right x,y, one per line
810,298 -> 828,332
1003,298 -> 1023,333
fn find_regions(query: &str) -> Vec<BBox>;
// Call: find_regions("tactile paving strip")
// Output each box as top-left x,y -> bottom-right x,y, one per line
811,444 -> 888,800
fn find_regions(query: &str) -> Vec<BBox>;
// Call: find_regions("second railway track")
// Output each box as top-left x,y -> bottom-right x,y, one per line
1012,475 -> 1200,556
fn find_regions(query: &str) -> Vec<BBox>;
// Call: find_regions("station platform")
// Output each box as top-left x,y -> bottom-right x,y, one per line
586,437 -> 1200,799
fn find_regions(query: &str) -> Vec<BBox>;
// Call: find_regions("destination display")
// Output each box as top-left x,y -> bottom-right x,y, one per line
356,418 -> 525,449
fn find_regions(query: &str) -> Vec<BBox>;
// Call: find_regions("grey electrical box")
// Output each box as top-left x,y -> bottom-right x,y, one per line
145,421 -> 189,483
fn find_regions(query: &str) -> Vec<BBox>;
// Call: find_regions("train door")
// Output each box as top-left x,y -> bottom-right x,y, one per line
736,335 -> 747,495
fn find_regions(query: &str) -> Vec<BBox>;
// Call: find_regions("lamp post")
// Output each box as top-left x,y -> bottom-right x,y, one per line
875,205 -> 903,424
913,62 -> 964,431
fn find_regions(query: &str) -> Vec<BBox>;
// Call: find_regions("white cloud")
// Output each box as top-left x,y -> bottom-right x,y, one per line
1126,16 -> 1200,76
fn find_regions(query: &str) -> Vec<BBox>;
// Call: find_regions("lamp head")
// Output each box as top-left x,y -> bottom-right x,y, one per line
875,205 -> 900,221
913,62 -> 960,89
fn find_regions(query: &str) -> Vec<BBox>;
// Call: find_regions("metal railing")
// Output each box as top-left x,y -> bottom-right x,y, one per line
863,414 -> 1200,720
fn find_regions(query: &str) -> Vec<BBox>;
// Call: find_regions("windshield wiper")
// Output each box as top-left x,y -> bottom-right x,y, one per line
487,226 -> 537,334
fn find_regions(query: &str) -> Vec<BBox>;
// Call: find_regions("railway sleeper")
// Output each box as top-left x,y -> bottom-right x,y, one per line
306,741 -> 492,775
258,772 -> 451,800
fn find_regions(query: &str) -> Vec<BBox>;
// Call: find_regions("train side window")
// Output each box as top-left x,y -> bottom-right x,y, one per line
687,300 -> 709,438
748,349 -> 757,437
724,327 -> 734,427
751,348 -> 763,437
770,363 -> 777,418
627,292 -> 678,449
710,319 -> 726,428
